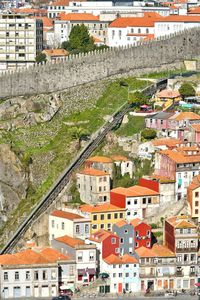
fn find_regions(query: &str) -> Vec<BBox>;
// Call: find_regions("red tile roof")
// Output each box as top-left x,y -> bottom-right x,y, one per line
58,12 -> 99,21
152,244 -> 175,257
157,89 -> 180,99
0,248 -> 69,266
170,112 -> 200,121
80,203 -> 125,213
55,235 -> 85,247
51,210 -> 84,220
135,246 -> 156,258
104,253 -> 138,264
152,138 -> 182,148
189,7 -> 200,14
86,156 -> 113,163
111,185 -> 159,197
191,123 -> 200,132
130,218 -> 142,227
188,174 -> 200,190
111,155 -> 129,161
89,229 -> 115,243
114,220 -> 128,227
50,0 -> 70,6
32,16 -> 53,27
159,148 -> 200,164
109,12 -> 162,28
43,49 -> 69,56
167,215 -> 197,229
156,15 -> 200,22
78,168 -> 109,176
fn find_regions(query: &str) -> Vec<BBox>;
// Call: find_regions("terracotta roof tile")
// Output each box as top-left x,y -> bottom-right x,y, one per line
109,12 -> 162,28
58,12 -> 99,21
170,112 -> 200,121
104,253 -> 138,264
156,15 -> 200,22
111,155 -> 129,161
51,210 -> 84,220
89,229 -> 115,243
130,218 -> 142,227
135,246 -> 156,258
191,123 -> 200,132
114,220 -> 128,227
152,138 -> 182,148
43,49 -> 69,56
55,235 -> 85,248
152,244 -> 175,257
80,203 -> 125,213
78,168 -> 109,176
160,148 -> 200,164
167,215 -> 197,229
157,89 -> 180,99
86,156 -> 113,163
188,174 -> 200,190
111,185 -> 159,197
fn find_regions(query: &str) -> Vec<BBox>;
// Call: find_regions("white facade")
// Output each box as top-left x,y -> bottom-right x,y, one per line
108,25 -> 154,47
76,245 -> 97,284
48,1 -> 170,19
125,195 -> 160,220
114,160 -> 134,178
101,259 -> 140,293
0,265 -> 58,298
49,213 -> 91,242
0,14 -> 43,70
155,19 -> 200,37
176,168 -> 200,200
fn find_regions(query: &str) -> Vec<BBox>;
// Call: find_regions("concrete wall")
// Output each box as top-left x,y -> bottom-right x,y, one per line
0,28 -> 200,99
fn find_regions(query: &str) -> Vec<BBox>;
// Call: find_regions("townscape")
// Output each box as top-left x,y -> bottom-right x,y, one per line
0,0 -> 200,298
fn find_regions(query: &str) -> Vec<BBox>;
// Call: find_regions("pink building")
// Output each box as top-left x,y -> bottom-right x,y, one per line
190,124 -> 200,143
145,112 -> 175,132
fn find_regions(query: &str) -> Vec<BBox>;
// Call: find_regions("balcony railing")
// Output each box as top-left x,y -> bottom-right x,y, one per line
176,247 -> 198,253
140,273 -> 156,278
176,271 -> 183,277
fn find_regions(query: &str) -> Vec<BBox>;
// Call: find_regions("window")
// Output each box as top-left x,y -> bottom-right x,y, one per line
89,252 -> 94,261
19,53 -> 25,57
127,201 -> 131,205
43,270 -> 47,280
125,273 -> 129,277
6,32 -> 9,37
75,225 -> 80,234
120,213 -> 123,218
69,266 -> 74,276
147,230 -> 150,237
93,215 -> 97,221
107,223 -> 111,230
15,272 -> 19,281
85,224 -> 89,234
119,273 -> 122,277
26,271 -> 30,280
113,273 -> 116,277
148,198 -> 151,204
119,30 -> 122,39
134,199 -> 137,205
124,229 -> 128,234
136,231 -> 139,237
142,198 -> 146,204
146,28 -> 149,33
195,209 -> 199,214
103,177 -> 107,182
99,186 -> 102,192
92,225 -> 97,230
114,213 -> 118,219
111,238 -> 116,244
61,222 -> 65,230
107,214 -> 111,219
195,201 -> 199,206
100,214 -> 104,220
4,272 -> 8,281
78,252 -> 83,262
120,238 -> 124,244
34,271 -> 39,281
136,242 -> 139,247
195,192 -> 199,197
51,270 -> 56,280
138,28 -> 141,33
100,224 -> 104,229
129,237 -> 133,243
127,211 -> 131,216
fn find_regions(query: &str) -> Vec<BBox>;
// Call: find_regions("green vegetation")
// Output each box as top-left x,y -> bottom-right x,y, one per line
0,76 -> 149,243
115,116 -> 145,137
179,82 -> 196,98
129,91 -> 148,106
141,128 -> 157,140
113,165 -> 133,188
35,52 -> 46,63
141,68 -> 187,79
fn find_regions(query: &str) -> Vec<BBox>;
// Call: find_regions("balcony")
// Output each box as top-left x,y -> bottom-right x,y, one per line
176,271 -> 183,277
176,247 -> 198,253
140,273 -> 156,278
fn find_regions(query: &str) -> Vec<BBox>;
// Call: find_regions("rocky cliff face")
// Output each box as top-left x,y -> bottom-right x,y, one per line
0,144 -> 28,226
0,93 -> 62,130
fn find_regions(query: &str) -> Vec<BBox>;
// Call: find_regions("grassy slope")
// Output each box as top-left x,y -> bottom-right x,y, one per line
0,77 -> 148,242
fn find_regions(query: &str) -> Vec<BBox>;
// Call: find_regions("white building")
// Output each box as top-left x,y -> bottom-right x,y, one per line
49,210 -> 91,242
154,15 -> 200,37
108,12 -> 161,47
48,0 -> 170,20
0,248 -> 70,298
0,14 -> 43,70
101,254 -> 140,293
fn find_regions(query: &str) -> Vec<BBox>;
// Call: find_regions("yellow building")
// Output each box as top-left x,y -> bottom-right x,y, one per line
154,89 -> 181,110
79,203 -> 126,233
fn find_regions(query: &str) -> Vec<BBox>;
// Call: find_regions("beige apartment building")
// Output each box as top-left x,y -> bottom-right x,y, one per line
187,175 -> 200,222
76,168 -> 111,204
0,14 -> 43,70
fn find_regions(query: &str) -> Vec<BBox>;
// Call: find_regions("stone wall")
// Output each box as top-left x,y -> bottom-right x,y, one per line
1,28 -> 200,98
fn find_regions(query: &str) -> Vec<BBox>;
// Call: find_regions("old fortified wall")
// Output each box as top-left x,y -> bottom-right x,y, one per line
1,28 -> 200,98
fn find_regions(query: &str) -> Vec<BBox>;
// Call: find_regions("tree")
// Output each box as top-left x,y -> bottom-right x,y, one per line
179,83 -> 196,99
61,24 -> 95,54
35,52 -> 46,63
141,128 -> 157,140
69,127 -> 89,149
129,91 -> 148,106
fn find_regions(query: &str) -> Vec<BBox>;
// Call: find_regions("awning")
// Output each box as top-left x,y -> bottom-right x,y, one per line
78,269 -> 87,276
195,283 -> 200,287
87,268 -> 96,275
